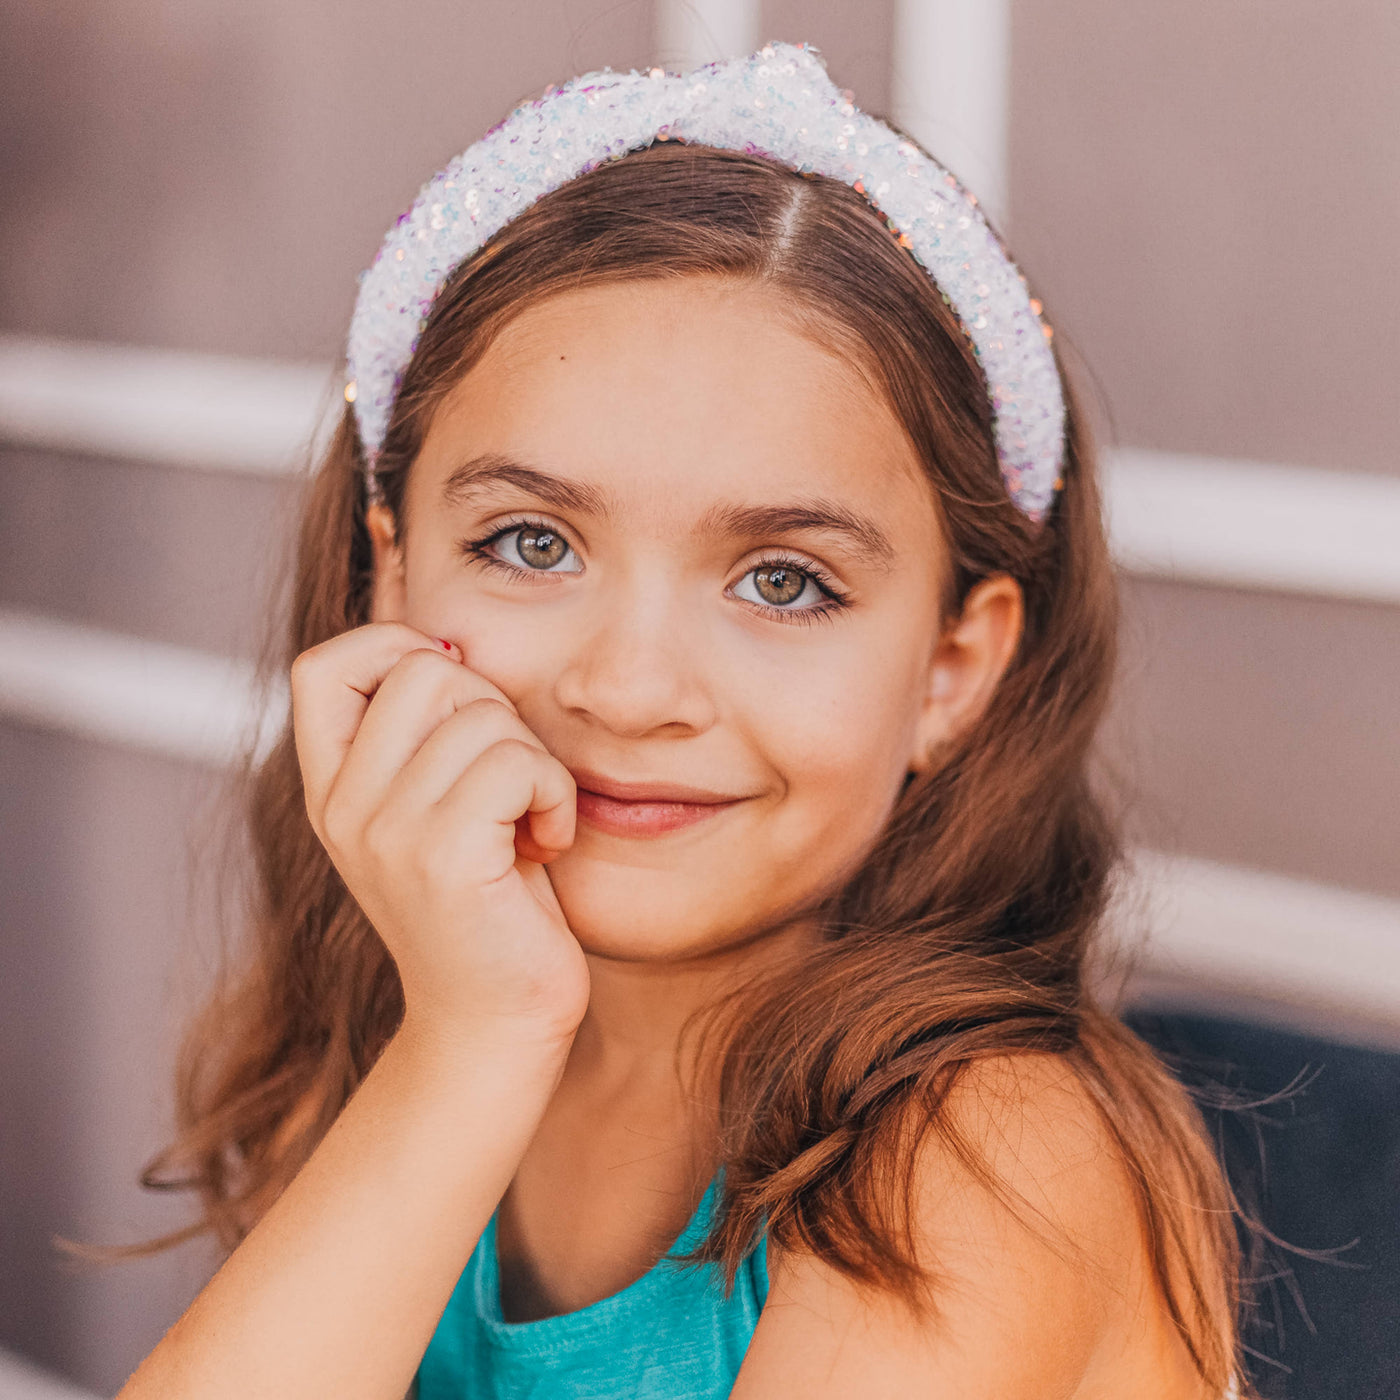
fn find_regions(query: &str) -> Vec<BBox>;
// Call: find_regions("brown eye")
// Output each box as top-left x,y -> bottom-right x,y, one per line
753,564 -> 804,606
731,554 -> 850,623
458,519 -> 583,578
516,527 -> 568,569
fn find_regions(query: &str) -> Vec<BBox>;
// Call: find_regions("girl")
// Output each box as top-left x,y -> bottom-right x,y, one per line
114,41 -> 1246,1399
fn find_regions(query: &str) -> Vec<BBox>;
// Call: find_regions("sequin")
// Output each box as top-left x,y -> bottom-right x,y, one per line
345,40 -> 1065,522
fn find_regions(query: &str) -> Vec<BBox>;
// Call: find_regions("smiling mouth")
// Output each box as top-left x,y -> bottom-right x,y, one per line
574,788 -> 746,837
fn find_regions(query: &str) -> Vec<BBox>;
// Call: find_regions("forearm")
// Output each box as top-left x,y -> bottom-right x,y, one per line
118,1020 -> 569,1400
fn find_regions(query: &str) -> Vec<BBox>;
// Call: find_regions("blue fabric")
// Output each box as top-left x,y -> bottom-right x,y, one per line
416,1174 -> 769,1398
1125,1009 -> 1400,1400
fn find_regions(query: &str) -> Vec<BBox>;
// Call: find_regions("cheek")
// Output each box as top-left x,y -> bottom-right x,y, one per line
761,647 -> 922,780
398,570 -> 542,693
751,645 -> 926,858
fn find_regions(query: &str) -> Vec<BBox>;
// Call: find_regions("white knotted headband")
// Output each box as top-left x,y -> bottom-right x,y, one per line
345,40 -> 1066,523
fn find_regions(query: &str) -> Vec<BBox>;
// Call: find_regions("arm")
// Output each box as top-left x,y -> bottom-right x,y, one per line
731,1054 -> 1219,1399
119,623 -> 588,1399
118,1020 -> 567,1400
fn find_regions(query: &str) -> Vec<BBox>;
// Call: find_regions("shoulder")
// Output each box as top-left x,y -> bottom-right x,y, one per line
732,1052 -> 1211,1398
913,1050 -> 1135,1262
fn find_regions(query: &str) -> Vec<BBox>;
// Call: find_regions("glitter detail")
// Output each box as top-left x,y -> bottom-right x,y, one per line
345,40 -> 1065,522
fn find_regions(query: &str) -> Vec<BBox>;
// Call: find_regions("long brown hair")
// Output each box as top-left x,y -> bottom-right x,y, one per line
73,138 -> 1248,1391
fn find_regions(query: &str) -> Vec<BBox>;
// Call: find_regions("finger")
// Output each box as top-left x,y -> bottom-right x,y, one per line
291,622 -> 461,823
429,738 -> 578,881
513,814 -> 566,866
326,648 -> 521,826
377,697 -> 550,818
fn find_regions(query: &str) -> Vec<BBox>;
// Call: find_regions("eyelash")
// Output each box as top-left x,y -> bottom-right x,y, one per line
456,515 -> 854,627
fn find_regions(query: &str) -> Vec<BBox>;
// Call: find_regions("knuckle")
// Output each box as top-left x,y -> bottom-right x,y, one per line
486,735 -> 538,766
463,695 -> 518,727
389,646 -> 443,687
387,649 -> 521,717
288,644 -> 323,689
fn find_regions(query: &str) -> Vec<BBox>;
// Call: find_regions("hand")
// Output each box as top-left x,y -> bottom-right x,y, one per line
290,622 -> 588,1047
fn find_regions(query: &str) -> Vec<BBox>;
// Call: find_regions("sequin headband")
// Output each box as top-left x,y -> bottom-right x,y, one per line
345,39 -> 1066,522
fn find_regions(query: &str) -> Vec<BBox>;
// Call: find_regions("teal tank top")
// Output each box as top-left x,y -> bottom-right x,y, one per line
416,1173 -> 769,1398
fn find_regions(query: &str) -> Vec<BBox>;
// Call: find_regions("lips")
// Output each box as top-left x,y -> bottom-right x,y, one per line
567,766 -> 743,806
573,786 -> 745,837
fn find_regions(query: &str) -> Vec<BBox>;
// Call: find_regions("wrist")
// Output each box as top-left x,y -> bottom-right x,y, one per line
391,1008 -> 578,1077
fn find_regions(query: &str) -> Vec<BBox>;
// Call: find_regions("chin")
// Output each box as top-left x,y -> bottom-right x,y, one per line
547,861 -> 750,964
561,903 -> 725,963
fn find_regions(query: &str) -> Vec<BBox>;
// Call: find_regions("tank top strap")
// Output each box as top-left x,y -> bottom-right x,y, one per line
417,1168 -> 770,1399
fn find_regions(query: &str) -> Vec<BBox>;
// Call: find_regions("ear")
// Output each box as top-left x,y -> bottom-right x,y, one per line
366,502 -> 407,622
907,573 -> 1024,776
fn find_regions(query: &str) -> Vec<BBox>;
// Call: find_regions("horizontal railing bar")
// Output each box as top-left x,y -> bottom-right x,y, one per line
3,334 -> 1397,603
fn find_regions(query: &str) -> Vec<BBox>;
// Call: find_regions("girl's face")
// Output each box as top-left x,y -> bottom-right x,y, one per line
370,275 -> 1021,961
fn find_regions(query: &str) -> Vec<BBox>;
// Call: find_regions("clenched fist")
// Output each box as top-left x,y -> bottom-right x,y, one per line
290,622 -> 589,1047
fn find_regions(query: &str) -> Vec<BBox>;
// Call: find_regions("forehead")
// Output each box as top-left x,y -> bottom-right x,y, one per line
413,276 -> 935,537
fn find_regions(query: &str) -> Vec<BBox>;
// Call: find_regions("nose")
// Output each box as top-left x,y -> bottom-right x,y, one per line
551,573 -> 717,737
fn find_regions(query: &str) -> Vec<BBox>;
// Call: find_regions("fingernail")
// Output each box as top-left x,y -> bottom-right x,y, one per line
434,637 -> 461,658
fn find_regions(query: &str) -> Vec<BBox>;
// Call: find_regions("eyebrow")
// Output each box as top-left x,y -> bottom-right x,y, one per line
440,452 -> 897,571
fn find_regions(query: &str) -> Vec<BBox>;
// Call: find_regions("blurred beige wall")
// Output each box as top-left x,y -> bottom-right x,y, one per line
1,1 -> 1396,1392
1012,0 -> 1400,481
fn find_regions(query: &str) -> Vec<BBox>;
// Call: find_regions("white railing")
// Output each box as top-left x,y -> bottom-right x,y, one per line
0,334 -> 335,475
0,607 -> 285,769
1105,448 -> 1400,602
891,0 -> 1011,229
654,0 -> 760,68
4,332 -> 1398,604
1106,850 -> 1400,1048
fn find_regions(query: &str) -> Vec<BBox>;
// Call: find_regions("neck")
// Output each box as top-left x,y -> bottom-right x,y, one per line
563,918 -> 819,1100
505,919 -> 821,1222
